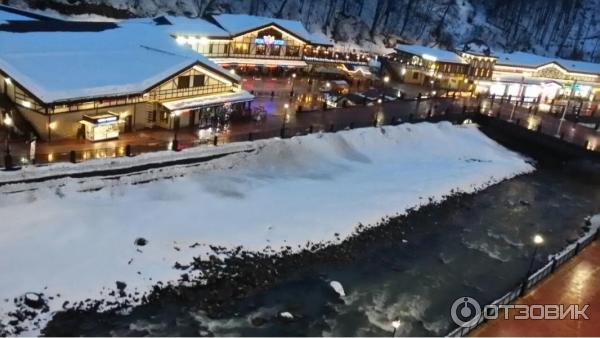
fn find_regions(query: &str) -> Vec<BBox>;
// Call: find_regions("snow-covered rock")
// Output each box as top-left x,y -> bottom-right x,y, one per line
329,281 -> 345,297
279,312 -> 294,319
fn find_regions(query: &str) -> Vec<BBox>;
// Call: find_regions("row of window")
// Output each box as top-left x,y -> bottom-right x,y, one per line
148,83 -> 231,102
191,42 -> 302,58
177,75 -> 205,90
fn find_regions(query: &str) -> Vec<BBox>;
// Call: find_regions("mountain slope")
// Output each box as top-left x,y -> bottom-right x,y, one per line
7,0 -> 600,61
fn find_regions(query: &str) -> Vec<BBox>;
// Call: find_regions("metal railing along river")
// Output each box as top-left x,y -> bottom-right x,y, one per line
446,225 -> 600,337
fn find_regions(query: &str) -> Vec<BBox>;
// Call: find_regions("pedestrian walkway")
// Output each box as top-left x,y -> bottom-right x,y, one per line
472,241 -> 600,337
2,97 -> 453,165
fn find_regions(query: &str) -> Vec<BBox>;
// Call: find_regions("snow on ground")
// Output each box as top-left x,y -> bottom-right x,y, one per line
0,142 -> 254,186
0,122 -> 534,334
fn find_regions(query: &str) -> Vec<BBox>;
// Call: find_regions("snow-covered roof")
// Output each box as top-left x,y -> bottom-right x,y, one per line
212,14 -> 330,45
158,16 -> 230,38
0,4 -> 53,22
462,40 -> 492,56
0,9 -> 35,22
395,44 -> 467,64
162,90 -> 254,111
495,52 -> 600,75
0,23 -> 238,103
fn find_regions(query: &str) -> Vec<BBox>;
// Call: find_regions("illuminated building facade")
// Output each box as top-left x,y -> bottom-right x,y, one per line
390,44 -> 471,90
476,52 -> 600,103
0,6 -> 252,142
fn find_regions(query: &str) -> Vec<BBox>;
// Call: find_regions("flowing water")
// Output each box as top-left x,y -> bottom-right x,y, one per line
45,167 -> 600,336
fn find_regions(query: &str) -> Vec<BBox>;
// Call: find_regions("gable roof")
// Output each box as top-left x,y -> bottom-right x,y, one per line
211,14 -> 331,45
495,52 -> 600,75
0,22 -> 239,104
157,15 -> 230,38
0,4 -> 59,22
395,44 -> 467,64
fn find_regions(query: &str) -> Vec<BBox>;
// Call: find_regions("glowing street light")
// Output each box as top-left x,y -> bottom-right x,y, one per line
290,73 -> 297,97
3,115 -> 13,126
383,75 -> 390,83
3,114 -> 14,169
524,234 -> 545,287
391,319 -> 401,337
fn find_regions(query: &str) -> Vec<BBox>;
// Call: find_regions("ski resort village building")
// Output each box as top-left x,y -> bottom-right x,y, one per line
476,52 -> 600,102
170,14 -> 338,70
386,43 -> 600,103
0,5 -> 375,142
2,4 -> 600,143
389,44 -> 472,91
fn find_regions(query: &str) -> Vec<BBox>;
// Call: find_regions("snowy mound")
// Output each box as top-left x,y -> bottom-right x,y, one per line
0,122 -> 534,334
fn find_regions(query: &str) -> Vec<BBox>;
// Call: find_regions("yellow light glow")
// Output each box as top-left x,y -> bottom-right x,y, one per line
3,116 -> 13,126
48,121 -> 57,130
533,234 -> 544,245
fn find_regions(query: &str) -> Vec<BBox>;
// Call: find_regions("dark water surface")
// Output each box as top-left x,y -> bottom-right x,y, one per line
46,167 -> 600,336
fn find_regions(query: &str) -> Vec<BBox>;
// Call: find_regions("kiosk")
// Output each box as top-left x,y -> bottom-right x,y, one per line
80,112 -> 120,141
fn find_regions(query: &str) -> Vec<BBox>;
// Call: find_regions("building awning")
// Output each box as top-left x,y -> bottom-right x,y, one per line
486,76 -> 598,87
80,112 -> 120,126
210,58 -> 308,68
161,90 -> 254,111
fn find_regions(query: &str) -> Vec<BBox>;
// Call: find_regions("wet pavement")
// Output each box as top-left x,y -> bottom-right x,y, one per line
473,241 -> 600,337
2,77 -> 599,167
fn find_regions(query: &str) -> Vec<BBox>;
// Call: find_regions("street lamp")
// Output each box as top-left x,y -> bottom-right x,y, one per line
290,73 -> 297,98
526,234 -> 544,278
3,114 -> 13,170
391,319 -> 401,337
171,110 -> 182,151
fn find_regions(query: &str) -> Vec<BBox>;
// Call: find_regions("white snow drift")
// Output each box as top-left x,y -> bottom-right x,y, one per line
0,122 -> 534,333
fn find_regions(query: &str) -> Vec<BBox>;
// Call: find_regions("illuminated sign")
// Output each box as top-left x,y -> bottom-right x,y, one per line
97,116 -> 118,124
255,35 -> 284,46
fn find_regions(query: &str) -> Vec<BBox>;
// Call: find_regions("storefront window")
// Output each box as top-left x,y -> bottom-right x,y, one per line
286,46 -> 300,57
256,44 -> 266,55
234,43 -> 249,54
270,45 -> 281,56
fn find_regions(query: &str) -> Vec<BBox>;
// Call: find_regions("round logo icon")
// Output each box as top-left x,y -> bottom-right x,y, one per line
450,297 -> 482,327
